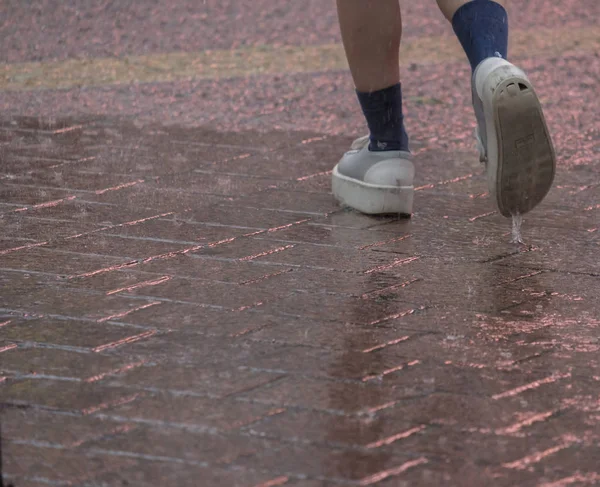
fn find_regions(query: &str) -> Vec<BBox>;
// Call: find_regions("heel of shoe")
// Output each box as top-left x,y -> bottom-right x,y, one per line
475,58 -> 525,99
332,165 -> 414,215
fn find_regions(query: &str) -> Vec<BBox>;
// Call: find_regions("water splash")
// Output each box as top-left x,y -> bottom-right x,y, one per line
511,212 -> 525,244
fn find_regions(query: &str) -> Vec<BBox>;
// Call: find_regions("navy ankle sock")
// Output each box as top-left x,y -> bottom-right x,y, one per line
452,0 -> 509,72
356,83 -> 409,152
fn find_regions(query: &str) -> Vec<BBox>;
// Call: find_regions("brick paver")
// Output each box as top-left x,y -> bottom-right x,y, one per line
1,115 -> 599,487
1,1 -> 600,486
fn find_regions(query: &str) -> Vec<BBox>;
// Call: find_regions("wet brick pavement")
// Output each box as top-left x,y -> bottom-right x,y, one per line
1,1 -> 600,486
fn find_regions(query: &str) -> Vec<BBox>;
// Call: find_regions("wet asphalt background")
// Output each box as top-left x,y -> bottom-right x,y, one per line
0,1 -> 599,486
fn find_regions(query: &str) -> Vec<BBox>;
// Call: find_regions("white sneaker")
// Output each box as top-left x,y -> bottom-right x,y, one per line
473,57 -> 556,217
331,135 -> 414,215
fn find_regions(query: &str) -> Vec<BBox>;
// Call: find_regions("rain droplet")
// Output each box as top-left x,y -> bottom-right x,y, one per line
511,212 -> 525,245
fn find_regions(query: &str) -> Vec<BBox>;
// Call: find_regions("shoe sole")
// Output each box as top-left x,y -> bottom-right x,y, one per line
488,76 -> 556,217
331,165 -> 414,215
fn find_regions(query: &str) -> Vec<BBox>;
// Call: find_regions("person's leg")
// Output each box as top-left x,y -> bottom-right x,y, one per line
437,0 -> 555,218
336,0 -> 408,152
442,0 -> 509,71
331,0 -> 414,216
336,0 -> 402,93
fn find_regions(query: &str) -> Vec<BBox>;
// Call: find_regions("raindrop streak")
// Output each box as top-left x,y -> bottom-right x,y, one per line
511,212 -> 525,244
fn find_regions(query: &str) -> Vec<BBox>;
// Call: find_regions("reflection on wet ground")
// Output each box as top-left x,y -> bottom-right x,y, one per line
0,116 -> 599,485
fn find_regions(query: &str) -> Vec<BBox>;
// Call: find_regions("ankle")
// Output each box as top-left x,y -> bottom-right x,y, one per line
357,83 -> 410,153
452,0 -> 509,71
438,0 -> 507,21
